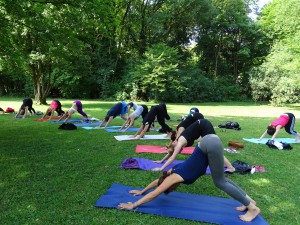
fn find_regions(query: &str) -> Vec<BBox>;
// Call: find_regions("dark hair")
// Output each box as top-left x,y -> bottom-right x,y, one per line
267,126 -> 276,135
104,115 -> 110,121
157,171 -> 180,194
170,130 -> 177,141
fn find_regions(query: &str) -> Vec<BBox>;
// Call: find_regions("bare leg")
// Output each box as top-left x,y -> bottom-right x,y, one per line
224,156 -> 235,173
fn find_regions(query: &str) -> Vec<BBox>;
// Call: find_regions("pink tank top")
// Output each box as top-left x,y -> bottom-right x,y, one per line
271,114 -> 289,128
50,101 -> 58,110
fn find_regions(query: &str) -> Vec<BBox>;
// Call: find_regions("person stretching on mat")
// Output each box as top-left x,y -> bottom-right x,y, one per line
153,119 -> 236,174
132,103 -> 172,140
118,134 -> 261,222
119,103 -> 148,132
15,98 -> 36,118
58,100 -> 88,123
98,101 -> 128,128
258,112 -> 300,143
165,112 -> 205,149
42,100 -> 65,120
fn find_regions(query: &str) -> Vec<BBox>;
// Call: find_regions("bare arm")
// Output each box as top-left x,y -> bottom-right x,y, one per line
22,107 -> 29,118
258,129 -> 268,141
124,115 -> 137,131
136,124 -> 149,139
154,152 -> 172,164
271,125 -> 281,140
119,118 -> 130,130
104,116 -> 114,128
132,124 -> 144,137
118,173 -> 182,210
15,107 -> 22,118
48,109 -> 55,120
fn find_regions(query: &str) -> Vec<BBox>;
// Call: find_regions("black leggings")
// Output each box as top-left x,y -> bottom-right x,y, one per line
285,113 -> 297,135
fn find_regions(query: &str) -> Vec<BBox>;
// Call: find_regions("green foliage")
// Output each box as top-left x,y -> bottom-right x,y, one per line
129,43 -> 181,102
250,0 -> 300,105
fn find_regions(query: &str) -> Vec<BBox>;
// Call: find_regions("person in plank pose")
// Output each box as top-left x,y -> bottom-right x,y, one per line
15,98 -> 36,118
132,103 -> 172,139
118,134 -> 261,222
258,112 -> 300,143
58,100 -> 88,123
153,119 -> 236,174
119,103 -> 148,132
41,100 -> 65,120
98,101 -> 129,128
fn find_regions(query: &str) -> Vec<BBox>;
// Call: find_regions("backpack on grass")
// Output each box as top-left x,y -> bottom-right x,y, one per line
58,123 -> 77,130
232,160 -> 251,174
218,121 -> 241,130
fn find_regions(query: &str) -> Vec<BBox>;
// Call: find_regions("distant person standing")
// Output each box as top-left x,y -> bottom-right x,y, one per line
15,98 -> 36,118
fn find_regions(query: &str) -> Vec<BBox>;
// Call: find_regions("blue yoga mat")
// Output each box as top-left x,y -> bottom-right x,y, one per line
51,118 -> 83,124
81,125 -> 122,130
95,183 -> 268,225
106,127 -> 139,133
243,138 -> 299,144
74,122 -> 101,127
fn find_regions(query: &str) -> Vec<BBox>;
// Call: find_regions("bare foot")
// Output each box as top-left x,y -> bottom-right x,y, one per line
236,205 -> 247,212
236,198 -> 256,212
239,207 -> 261,222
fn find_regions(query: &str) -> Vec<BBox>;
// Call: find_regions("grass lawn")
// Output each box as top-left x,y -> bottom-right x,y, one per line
1,97 -> 299,225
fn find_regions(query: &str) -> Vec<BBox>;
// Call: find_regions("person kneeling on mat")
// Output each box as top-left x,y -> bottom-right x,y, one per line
118,134 -> 261,222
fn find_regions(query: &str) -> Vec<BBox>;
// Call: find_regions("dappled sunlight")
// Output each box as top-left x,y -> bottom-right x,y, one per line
166,103 -> 300,118
269,201 -> 296,214
16,171 -> 31,179
249,178 -> 271,186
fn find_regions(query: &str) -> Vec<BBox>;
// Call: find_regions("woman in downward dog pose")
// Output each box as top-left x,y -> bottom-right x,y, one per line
133,103 -> 172,139
119,103 -> 148,132
58,100 -> 88,123
98,101 -> 128,128
258,112 -> 300,143
153,119 -> 235,174
42,100 -> 64,120
165,111 -> 205,148
15,98 -> 36,118
118,134 -> 261,222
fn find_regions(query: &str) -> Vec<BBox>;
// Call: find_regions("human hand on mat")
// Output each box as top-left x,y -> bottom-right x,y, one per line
118,202 -> 135,210
153,160 -> 163,164
152,167 -> 161,171
129,190 -> 143,196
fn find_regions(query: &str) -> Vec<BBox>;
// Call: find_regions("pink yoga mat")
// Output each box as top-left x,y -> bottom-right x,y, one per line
35,116 -> 62,121
135,145 -> 195,155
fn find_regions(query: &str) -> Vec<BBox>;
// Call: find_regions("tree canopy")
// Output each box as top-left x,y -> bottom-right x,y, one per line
0,0 -> 298,105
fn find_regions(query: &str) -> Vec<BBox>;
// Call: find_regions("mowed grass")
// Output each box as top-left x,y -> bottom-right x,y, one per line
0,97 -> 299,225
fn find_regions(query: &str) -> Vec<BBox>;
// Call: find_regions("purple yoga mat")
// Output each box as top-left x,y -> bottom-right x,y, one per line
120,157 -> 216,174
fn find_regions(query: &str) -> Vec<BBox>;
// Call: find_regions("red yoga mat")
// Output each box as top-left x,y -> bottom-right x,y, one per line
135,145 -> 195,154
35,116 -> 62,121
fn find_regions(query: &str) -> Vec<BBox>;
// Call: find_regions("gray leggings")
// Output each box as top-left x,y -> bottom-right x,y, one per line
200,134 -> 250,206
